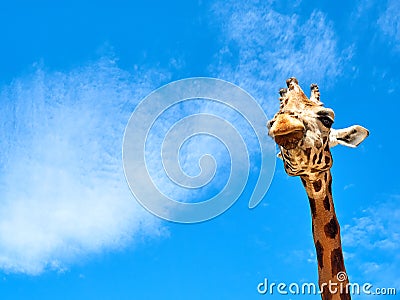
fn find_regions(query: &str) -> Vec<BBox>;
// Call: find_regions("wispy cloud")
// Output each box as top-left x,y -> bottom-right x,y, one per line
0,56 -> 272,273
125,78 -> 275,222
210,0 -> 345,115
378,0 -> 400,51
342,196 -> 400,287
0,58 -> 169,275
343,183 -> 356,190
343,198 -> 400,250
352,0 -> 400,52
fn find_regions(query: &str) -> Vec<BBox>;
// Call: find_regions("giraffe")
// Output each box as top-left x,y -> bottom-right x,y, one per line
267,77 -> 369,300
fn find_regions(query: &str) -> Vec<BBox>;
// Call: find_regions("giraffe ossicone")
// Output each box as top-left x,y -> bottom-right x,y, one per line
267,77 -> 368,300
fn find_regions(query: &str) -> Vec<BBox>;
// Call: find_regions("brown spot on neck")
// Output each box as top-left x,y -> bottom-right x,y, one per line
331,248 -> 345,277
328,174 -> 332,195
308,196 -> 317,219
313,179 -> 322,192
340,292 -> 351,300
323,196 -> 331,211
322,288 -> 333,300
324,217 -> 339,239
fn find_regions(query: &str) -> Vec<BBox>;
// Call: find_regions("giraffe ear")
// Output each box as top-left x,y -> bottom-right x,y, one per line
329,125 -> 369,148
277,152 -> 283,160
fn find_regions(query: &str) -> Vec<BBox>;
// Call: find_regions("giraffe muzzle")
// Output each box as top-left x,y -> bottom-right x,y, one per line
273,130 -> 304,150
268,114 -> 305,149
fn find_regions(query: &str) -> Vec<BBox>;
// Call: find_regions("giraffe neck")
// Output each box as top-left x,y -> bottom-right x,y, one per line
300,171 -> 351,300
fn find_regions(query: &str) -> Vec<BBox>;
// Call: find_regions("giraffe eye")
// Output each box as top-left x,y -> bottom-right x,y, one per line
317,116 -> 334,128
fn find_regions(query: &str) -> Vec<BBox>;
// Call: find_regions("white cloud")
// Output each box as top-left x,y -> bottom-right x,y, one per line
210,0 -> 345,116
378,0 -> 400,50
351,0 -> 377,21
342,196 -> 400,288
343,183 -> 356,190
0,57 -> 272,273
0,58 -> 169,275
144,97 -> 269,201
342,198 -> 400,250
123,78 -> 275,223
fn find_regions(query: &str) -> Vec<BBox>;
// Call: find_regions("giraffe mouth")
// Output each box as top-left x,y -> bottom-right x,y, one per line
274,130 -> 304,150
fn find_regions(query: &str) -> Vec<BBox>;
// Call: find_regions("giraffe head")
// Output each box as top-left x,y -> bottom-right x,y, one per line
267,77 -> 369,176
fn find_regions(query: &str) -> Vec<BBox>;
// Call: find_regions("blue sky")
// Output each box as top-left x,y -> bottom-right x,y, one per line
0,0 -> 399,299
